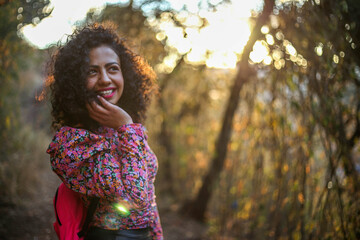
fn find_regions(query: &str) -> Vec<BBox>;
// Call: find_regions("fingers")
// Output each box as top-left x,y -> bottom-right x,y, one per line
86,99 -> 108,120
86,100 -> 105,116
85,95 -> 133,128
86,96 -> 119,123
86,102 -> 102,123
97,95 -> 113,110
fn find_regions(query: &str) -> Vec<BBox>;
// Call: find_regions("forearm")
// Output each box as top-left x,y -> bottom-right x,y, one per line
49,125 -> 149,205
149,204 -> 163,240
116,123 -> 150,208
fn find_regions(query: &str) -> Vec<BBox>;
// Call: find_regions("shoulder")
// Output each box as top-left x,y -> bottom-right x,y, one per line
47,126 -> 109,155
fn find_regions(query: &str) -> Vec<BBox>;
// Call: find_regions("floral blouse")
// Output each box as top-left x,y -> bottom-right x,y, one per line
47,123 -> 163,239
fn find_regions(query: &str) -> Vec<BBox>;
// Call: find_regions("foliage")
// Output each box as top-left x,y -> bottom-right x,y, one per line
199,0 -> 360,239
17,0 -> 52,27
1,0 -> 359,239
0,0 -> 28,162
0,0 -> 51,204
86,3 -> 166,66
110,0 -> 359,239
89,1 -> 360,238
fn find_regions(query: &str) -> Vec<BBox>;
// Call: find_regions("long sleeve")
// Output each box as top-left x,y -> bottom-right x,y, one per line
47,124 -> 150,208
47,123 -> 163,235
150,203 -> 163,240
117,125 -> 163,239
116,124 -> 149,209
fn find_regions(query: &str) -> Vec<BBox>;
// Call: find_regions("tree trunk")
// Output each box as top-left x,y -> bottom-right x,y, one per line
157,57 -> 184,196
182,0 -> 275,221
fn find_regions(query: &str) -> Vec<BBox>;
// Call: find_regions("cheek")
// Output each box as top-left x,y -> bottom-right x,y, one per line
86,78 -> 95,90
117,75 -> 125,89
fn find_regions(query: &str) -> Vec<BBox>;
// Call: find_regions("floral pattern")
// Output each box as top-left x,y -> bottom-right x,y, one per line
47,123 -> 163,239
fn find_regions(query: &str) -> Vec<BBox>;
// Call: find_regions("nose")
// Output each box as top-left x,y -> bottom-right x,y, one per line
99,70 -> 111,85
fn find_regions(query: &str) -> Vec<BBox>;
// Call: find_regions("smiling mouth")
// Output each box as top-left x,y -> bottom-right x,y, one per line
97,89 -> 115,98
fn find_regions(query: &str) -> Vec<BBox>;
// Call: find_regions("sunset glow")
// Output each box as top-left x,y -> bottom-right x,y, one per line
21,0 -> 263,69
151,1 -> 261,69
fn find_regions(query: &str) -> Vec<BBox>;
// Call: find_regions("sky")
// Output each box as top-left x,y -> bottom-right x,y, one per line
21,0 -> 263,69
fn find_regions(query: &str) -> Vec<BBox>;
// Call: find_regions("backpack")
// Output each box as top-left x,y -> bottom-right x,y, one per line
53,183 -> 99,240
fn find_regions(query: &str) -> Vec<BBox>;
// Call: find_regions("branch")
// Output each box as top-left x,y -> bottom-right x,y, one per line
182,0 -> 276,221
348,102 -> 360,148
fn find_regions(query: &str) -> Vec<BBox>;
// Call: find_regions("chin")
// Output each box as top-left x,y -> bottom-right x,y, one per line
110,98 -> 121,105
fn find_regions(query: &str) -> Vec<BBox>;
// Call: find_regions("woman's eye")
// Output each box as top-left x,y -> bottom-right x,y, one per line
109,66 -> 120,72
88,69 -> 97,75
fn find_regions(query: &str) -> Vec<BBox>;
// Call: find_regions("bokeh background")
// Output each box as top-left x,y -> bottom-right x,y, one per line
1,0 -> 359,239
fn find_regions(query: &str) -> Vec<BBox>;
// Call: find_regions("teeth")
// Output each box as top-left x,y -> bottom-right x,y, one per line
98,90 -> 113,96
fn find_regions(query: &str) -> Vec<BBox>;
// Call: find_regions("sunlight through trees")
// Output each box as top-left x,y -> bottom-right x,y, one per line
1,0 -> 359,239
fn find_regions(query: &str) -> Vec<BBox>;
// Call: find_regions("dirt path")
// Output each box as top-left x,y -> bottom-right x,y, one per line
0,169 -> 208,240
0,167 -> 60,240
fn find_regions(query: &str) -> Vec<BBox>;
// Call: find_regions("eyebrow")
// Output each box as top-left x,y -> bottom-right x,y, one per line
89,62 -> 121,68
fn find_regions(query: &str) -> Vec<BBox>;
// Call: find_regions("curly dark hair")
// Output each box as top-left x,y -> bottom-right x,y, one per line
48,23 -> 157,131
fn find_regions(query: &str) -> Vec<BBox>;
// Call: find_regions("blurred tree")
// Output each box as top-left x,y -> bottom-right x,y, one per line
141,0 -> 359,238
0,0 -> 49,159
230,0 -> 360,238
87,0 -> 215,198
87,2 -> 165,66
68,0 -> 360,238
267,0 -> 359,238
182,0 -> 276,222
17,0 -> 52,28
0,0 -> 51,202
273,0 -> 360,191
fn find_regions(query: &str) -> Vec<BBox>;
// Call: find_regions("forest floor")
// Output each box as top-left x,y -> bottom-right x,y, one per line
0,168 -> 209,240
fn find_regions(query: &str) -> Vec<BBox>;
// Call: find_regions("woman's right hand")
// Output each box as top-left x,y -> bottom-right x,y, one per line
86,95 -> 133,129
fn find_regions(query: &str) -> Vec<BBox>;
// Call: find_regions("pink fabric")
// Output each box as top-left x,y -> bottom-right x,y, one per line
53,182 -> 87,240
48,124 -> 163,239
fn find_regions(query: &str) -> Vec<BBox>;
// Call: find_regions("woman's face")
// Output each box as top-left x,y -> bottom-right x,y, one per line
86,45 -> 124,105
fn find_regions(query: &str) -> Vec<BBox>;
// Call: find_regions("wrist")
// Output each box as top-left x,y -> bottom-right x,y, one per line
117,123 -> 145,137
115,117 -> 133,129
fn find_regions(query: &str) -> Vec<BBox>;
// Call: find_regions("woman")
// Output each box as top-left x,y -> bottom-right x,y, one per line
46,23 -> 163,240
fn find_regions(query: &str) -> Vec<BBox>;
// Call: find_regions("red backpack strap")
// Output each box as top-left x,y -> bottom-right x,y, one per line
77,196 -> 100,238
54,186 -> 62,226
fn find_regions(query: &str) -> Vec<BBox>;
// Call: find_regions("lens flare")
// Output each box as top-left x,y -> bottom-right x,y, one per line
114,203 -> 131,217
